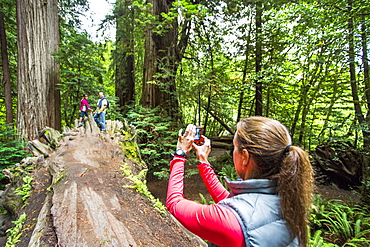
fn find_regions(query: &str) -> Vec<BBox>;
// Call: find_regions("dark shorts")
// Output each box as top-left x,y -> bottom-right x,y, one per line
80,111 -> 88,118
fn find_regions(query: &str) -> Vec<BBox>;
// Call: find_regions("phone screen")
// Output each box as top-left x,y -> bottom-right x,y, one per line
194,126 -> 202,140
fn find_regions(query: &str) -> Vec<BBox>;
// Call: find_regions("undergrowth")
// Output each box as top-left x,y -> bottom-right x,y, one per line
15,175 -> 34,202
125,106 -> 178,179
120,164 -> 167,216
309,194 -> 370,246
0,125 -> 30,189
5,213 -> 26,247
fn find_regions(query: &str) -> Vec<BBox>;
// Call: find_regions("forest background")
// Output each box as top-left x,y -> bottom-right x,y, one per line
0,0 -> 370,246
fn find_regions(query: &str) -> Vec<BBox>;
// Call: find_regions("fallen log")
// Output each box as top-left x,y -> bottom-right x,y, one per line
310,141 -> 363,190
1,122 -> 207,246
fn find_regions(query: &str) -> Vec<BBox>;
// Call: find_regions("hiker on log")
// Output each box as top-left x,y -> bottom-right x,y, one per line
93,92 -> 109,132
78,94 -> 92,127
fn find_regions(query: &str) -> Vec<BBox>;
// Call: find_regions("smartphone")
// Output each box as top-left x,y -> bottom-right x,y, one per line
194,126 -> 204,145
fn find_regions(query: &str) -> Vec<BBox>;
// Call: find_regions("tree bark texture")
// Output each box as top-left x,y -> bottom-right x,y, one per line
115,0 -> 135,113
360,17 -> 370,148
0,4 -> 14,125
16,0 -> 61,140
141,0 -> 191,119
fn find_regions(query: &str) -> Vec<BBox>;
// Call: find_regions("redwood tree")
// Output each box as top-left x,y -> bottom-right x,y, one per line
141,0 -> 193,119
16,0 -> 61,140
114,0 -> 135,114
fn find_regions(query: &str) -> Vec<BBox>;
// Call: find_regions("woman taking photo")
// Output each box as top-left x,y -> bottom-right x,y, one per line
166,116 -> 314,247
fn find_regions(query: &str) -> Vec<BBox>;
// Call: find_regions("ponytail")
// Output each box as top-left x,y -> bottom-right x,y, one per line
236,117 -> 314,247
279,146 -> 314,247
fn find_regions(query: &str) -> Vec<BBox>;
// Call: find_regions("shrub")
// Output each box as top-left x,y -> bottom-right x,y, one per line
0,126 -> 29,188
125,106 -> 178,178
310,194 -> 370,246
5,212 -> 27,247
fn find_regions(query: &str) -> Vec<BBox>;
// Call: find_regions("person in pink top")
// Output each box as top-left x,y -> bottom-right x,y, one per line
166,117 -> 314,247
78,94 -> 92,127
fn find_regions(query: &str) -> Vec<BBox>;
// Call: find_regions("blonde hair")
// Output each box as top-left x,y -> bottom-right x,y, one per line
236,116 -> 313,246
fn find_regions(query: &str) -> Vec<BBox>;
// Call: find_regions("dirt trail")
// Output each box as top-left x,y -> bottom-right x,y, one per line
16,119 -> 206,246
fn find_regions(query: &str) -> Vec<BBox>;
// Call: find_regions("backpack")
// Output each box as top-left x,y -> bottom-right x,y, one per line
105,98 -> 111,109
99,97 -> 111,109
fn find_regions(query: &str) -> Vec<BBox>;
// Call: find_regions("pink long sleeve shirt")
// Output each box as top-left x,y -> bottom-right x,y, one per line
166,157 -> 246,247
80,98 -> 92,112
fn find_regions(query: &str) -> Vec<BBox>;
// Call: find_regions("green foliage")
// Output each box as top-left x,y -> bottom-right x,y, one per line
195,193 -> 214,205
210,153 -> 237,188
121,165 -> 167,216
308,230 -> 337,247
219,164 -> 238,187
55,23 -> 113,126
126,106 -> 178,177
15,175 -> 33,202
310,194 -> 370,246
5,212 -> 26,247
0,126 -> 29,187
47,169 -> 65,192
0,207 -> 8,215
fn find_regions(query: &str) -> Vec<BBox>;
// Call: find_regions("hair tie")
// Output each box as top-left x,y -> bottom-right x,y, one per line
284,144 -> 291,153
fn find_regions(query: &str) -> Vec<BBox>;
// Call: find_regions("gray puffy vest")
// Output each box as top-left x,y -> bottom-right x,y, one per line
218,178 -> 298,247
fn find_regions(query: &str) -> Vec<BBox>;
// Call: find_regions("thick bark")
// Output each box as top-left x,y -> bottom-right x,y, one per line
16,0 -> 61,140
360,15 -> 370,199
360,17 -> 370,148
141,0 -> 191,119
0,4 -> 13,125
115,0 -> 135,113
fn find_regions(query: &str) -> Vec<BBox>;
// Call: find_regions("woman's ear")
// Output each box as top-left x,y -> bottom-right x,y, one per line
241,149 -> 249,165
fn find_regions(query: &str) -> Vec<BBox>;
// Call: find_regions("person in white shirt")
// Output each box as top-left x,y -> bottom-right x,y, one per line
93,92 -> 108,131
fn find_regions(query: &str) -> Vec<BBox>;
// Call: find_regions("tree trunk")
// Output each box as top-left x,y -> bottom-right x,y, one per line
115,0 -> 135,114
347,3 -> 362,122
0,4 -> 14,125
141,0 -> 191,119
16,0 -> 61,140
360,16 -> 370,148
347,2 -> 367,149
237,15 -> 253,123
360,14 -> 370,200
203,28 -> 215,136
254,1 -> 263,116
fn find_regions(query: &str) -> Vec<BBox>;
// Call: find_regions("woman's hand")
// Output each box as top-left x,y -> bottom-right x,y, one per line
176,124 -> 196,154
193,136 -> 211,163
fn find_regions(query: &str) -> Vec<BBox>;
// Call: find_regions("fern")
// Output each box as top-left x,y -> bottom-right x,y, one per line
194,193 -> 214,205
121,165 -> 167,216
125,106 -> 178,178
309,230 -> 324,247
310,194 -> 370,246
5,213 -> 26,247
15,175 -> 34,202
0,125 -> 30,189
